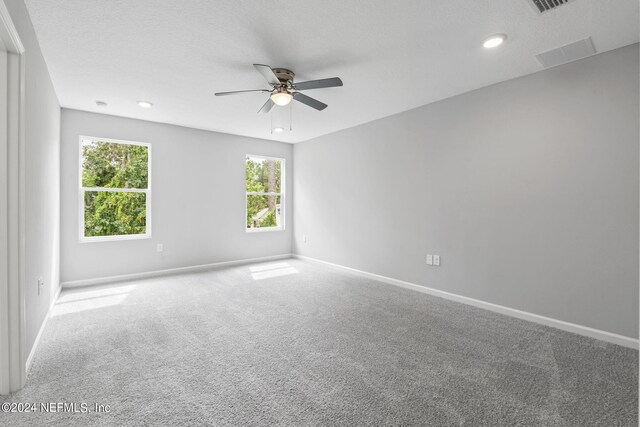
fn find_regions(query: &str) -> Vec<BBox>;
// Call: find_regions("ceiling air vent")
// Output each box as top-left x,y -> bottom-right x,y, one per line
536,37 -> 596,68
526,0 -> 576,15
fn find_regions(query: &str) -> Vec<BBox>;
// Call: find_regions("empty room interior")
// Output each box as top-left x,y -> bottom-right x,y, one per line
0,0 -> 639,425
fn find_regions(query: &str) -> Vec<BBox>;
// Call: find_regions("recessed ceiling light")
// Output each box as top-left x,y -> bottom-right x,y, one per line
95,100 -> 107,107
137,101 -> 153,108
273,127 -> 284,133
483,34 -> 507,49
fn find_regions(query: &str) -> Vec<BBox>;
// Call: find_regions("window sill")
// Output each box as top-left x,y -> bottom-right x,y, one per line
80,233 -> 151,243
246,227 -> 284,233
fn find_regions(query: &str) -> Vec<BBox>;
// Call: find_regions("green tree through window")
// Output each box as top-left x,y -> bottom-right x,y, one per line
246,156 -> 283,230
81,137 -> 150,239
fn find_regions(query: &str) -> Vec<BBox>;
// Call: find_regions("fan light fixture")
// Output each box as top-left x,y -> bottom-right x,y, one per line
270,89 -> 293,106
215,64 -> 341,114
483,34 -> 506,49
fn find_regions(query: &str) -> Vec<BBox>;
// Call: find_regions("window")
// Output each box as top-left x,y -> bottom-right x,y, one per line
79,136 -> 151,241
246,155 -> 284,231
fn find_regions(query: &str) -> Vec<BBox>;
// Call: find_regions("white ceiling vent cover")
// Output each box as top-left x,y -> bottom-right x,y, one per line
526,0 -> 576,14
536,37 -> 596,68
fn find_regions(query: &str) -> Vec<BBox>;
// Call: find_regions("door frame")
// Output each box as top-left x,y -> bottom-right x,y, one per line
0,0 -> 26,395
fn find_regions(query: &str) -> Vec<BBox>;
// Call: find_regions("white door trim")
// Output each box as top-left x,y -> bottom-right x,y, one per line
0,0 -> 25,395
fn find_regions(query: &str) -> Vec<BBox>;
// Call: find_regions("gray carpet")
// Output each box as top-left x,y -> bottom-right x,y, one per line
1,259 -> 637,426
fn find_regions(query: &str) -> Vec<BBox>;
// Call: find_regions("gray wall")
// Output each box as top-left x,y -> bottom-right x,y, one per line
5,0 -> 61,354
60,109 -> 292,283
293,44 -> 639,338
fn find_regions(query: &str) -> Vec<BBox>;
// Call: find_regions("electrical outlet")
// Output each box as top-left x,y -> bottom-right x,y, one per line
426,254 -> 433,265
433,255 -> 440,266
37,277 -> 44,296
156,243 -> 164,252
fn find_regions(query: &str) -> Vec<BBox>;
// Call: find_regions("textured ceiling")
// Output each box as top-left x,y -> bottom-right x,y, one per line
24,0 -> 639,143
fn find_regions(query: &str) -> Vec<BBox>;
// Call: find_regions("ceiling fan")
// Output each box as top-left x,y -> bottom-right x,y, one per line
215,64 -> 343,113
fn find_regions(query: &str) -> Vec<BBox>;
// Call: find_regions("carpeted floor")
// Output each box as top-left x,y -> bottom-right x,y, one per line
1,259 -> 637,426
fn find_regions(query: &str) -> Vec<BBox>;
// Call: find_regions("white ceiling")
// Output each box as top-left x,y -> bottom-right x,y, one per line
24,0 -> 639,143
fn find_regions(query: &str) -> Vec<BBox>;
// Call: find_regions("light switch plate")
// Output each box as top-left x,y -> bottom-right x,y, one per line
426,254 -> 433,265
157,243 -> 164,252
433,255 -> 440,266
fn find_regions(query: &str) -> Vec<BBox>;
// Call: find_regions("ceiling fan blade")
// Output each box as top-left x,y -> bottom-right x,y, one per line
294,77 -> 343,91
258,98 -> 275,114
253,64 -> 281,87
293,92 -> 327,111
215,89 -> 271,96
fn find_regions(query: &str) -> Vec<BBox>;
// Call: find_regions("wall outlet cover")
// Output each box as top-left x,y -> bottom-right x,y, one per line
434,255 -> 440,266
426,254 -> 433,265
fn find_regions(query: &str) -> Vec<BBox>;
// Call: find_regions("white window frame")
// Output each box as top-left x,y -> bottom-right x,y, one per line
246,154 -> 285,233
78,136 -> 152,242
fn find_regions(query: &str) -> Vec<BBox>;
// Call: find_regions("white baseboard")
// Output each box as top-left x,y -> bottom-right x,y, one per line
293,254 -> 639,350
60,254 -> 293,289
26,284 -> 61,373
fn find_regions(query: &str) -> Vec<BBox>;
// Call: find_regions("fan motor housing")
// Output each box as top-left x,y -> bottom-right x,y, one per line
272,68 -> 295,85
